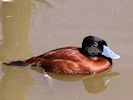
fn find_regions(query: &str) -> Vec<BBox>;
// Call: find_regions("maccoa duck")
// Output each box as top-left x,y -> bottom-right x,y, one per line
4,36 -> 120,74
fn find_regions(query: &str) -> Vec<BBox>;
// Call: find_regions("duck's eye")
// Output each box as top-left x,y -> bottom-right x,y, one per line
93,42 -> 98,47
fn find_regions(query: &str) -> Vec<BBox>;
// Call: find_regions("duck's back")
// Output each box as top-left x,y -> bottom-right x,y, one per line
41,47 -> 88,62
26,47 -> 88,64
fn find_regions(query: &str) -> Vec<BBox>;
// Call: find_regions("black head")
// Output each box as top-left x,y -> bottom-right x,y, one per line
80,35 -> 107,57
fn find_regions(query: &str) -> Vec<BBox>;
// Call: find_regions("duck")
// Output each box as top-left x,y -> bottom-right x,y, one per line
4,36 -> 120,74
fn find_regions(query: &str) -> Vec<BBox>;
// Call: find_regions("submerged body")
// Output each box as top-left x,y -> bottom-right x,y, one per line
26,47 -> 111,74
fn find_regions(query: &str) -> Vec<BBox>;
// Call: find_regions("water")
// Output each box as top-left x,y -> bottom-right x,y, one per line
0,0 -> 133,100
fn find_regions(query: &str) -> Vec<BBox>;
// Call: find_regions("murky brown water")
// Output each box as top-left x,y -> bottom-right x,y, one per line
0,0 -> 133,100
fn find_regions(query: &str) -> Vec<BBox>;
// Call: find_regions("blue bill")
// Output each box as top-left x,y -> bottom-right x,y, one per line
102,45 -> 120,59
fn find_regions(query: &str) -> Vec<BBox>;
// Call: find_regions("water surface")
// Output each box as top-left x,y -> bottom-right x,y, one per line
0,0 -> 133,100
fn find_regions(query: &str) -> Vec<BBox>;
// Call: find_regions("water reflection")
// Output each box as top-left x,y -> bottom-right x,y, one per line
0,0 -> 52,61
35,0 -> 53,8
0,65 -> 35,100
1,0 -> 14,3
0,0 -> 52,100
0,0 -> 32,61
83,71 -> 119,93
0,64 -> 4,80
48,70 -> 119,93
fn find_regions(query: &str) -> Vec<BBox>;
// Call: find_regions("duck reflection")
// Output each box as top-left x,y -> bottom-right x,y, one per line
82,71 -> 119,93
46,69 -> 119,93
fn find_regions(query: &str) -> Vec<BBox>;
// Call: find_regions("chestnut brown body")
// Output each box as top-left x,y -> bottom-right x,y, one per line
26,47 -> 111,74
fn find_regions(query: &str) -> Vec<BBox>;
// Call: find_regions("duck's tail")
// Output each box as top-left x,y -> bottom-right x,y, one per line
3,60 -> 28,66
3,57 -> 43,67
